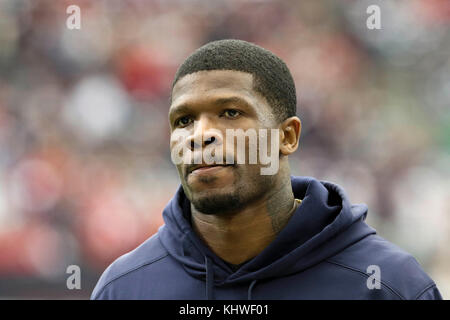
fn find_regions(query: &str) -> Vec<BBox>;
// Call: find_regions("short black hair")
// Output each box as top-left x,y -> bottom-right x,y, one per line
171,39 -> 297,122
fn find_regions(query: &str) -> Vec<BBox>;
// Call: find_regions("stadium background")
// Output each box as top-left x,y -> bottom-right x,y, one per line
0,0 -> 449,299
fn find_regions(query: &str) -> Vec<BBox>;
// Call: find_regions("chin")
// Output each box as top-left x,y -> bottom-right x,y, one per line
180,174 -> 235,212
189,188 -> 243,215
190,184 -> 234,200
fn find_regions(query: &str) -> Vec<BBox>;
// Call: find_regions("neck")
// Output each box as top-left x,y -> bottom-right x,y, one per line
190,177 -> 297,265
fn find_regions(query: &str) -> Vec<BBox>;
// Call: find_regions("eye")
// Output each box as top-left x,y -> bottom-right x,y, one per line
175,116 -> 193,128
222,109 -> 241,119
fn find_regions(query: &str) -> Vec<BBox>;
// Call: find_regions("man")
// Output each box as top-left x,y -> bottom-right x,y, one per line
91,39 -> 442,300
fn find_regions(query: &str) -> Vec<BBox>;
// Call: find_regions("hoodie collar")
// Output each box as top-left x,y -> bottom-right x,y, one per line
158,176 -> 376,286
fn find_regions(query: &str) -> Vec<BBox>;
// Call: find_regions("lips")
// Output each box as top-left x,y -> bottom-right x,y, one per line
187,163 -> 234,175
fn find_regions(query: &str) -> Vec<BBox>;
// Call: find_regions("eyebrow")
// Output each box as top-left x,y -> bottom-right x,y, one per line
169,96 -> 253,121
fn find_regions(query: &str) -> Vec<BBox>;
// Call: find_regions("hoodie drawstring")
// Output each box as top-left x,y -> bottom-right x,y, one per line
248,279 -> 258,300
205,256 -> 214,300
205,256 -> 257,300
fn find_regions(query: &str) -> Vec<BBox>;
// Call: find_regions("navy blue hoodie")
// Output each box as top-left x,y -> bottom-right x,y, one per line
91,176 -> 443,300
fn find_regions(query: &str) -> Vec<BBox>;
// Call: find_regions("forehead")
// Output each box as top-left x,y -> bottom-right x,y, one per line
172,70 -> 253,99
170,70 -> 268,112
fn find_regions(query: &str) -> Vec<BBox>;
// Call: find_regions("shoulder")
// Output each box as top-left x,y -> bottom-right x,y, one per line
91,232 -> 169,299
326,234 -> 440,300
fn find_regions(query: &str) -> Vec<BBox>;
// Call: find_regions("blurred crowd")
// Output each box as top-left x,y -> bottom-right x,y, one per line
0,0 -> 449,298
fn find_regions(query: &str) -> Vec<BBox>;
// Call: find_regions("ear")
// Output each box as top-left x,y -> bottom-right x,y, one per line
279,116 -> 301,156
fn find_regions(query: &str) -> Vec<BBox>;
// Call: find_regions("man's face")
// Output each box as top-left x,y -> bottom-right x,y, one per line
169,70 -> 279,215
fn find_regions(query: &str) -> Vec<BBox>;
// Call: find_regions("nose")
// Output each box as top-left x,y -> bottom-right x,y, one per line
186,117 -> 223,151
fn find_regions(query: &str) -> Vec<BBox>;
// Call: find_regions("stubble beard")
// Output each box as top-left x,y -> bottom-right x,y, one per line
182,166 -> 276,215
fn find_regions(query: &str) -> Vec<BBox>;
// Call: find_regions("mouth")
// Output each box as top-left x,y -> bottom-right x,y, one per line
187,164 -> 235,175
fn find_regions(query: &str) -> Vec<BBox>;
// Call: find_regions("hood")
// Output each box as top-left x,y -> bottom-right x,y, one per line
158,176 -> 376,299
